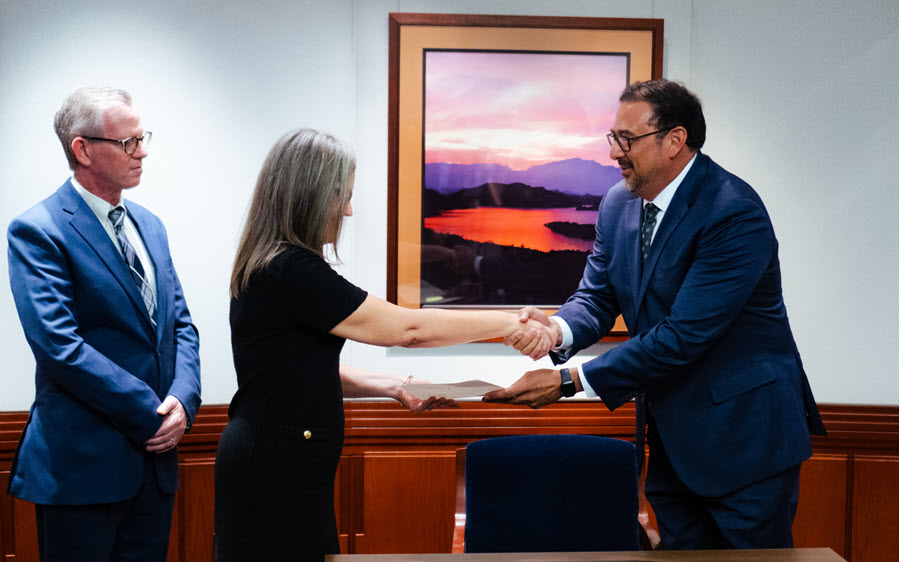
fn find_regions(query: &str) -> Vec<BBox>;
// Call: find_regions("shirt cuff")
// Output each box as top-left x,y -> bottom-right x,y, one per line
550,316 -> 574,350
574,364 -> 598,398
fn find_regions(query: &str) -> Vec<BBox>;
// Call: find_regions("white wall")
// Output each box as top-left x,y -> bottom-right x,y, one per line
0,0 -> 896,410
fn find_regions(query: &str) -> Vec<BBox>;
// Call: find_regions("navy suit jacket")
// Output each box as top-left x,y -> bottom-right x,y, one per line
553,153 -> 825,497
6,179 -> 201,505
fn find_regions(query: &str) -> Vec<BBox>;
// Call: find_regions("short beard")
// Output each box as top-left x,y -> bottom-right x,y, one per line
623,167 -> 660,200
623,175 -> 642,194
623,174 -> 651,200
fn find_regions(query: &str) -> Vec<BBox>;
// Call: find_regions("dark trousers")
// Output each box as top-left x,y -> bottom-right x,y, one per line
645,421 -> 801,550
35,455 -> 175,562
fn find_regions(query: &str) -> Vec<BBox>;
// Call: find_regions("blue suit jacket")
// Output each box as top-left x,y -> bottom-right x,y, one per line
553,153 -> 825,497
6,179 -> 201,505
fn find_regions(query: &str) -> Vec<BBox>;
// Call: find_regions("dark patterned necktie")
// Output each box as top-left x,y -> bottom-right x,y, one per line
108,206 -> 156,326
635,202 -> 659,471
641,203 -> 660,263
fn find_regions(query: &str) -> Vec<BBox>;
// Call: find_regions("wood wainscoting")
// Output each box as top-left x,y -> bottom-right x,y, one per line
1,403 -> 897,561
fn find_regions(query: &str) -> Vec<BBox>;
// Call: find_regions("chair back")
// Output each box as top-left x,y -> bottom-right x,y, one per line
464,434 -> 639,553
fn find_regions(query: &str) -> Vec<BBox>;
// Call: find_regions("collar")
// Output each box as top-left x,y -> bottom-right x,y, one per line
643,152 -> 697,211
71,176 -> 124,223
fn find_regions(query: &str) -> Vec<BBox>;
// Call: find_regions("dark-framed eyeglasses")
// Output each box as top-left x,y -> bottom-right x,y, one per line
82,131 -> 152,155
606,128 -> 672,152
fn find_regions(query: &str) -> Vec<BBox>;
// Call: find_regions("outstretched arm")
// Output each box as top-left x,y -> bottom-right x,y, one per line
331,294 -> 554,354
482,367 -> 585,409
340,363 -> 457,413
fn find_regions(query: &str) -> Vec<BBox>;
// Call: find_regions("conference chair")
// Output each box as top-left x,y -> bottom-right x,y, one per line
452,434 -> 654,553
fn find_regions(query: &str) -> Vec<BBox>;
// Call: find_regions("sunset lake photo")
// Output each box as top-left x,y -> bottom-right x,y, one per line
421,49 -> 628,307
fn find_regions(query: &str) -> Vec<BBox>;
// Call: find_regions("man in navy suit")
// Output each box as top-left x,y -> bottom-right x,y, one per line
6,86 -> 201,561
486,79 -> 825,549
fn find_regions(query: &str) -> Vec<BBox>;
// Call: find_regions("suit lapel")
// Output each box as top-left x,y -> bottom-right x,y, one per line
635,153 -> 710,315
623,197 -> 643,310
59,182 -> 157,339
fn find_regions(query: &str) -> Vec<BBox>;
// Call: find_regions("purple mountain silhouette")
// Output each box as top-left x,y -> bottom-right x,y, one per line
424,158 -> 623,197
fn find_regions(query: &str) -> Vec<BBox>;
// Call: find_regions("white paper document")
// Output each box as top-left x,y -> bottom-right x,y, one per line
400,379 -> 504,400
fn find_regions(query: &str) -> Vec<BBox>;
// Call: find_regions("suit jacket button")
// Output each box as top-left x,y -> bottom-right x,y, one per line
303,430 -> 312,440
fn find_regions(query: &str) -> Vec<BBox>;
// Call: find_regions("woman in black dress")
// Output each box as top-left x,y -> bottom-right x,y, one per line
215,129 -> 552,561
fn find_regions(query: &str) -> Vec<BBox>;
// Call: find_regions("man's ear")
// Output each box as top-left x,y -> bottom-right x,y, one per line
666,126 -> 688,158
72,137 -> 91,167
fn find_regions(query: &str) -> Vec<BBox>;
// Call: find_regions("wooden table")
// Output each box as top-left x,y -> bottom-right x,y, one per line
326,548 -> 845,561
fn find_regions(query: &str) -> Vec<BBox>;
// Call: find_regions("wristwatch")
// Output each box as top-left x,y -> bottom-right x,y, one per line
559,368 -> 576,398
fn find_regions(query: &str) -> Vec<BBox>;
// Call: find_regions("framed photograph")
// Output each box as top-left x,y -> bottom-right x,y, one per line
387,13 -> 663,334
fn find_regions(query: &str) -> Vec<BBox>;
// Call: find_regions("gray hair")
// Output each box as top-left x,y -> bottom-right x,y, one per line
231,128 -> 356,298
54,86 -> 133,170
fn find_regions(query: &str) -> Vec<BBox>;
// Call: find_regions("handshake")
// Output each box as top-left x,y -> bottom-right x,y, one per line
502,306 -> 562,361
398,307 -> 580,411
481,307 -> 582,409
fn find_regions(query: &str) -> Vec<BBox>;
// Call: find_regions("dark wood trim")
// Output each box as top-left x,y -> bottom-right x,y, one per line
386,12 -> 401,304
1,403 -> 896,561
1,403 -> 897,457
844,457 -> 854,562
387,13 -> 666,33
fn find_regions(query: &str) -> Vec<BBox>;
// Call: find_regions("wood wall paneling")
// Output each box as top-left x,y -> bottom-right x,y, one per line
0,472 -> 9,561
791,455 -> 849,557
850,456 -> 899,562
181,462 -> 216,562
11,498 -> 36,562
0,403 -> 896,560
356,452 -> 456,554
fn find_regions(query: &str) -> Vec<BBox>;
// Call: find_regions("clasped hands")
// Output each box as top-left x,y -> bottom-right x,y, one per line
482,307 -> 570,409
145,395 -> 187,454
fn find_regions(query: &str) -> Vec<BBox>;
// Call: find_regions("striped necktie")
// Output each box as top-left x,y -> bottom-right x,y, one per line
108,206 -> 156,326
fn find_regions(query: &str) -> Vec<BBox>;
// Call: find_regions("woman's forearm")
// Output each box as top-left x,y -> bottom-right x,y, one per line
332,295 -> 532,347
402,308 -> 521,347
339,363 -> 406,399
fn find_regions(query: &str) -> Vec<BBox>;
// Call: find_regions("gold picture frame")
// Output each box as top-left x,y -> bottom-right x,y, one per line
387,13 -> 664,336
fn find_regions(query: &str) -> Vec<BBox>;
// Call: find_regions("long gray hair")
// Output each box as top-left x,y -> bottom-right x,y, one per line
230,129 -> 356,298
54,86 -> 133,170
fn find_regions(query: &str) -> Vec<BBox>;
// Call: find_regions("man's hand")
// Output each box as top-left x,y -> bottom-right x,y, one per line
503,307 -> 562,360
482,368 -> 563,409
145,395 -> 187,453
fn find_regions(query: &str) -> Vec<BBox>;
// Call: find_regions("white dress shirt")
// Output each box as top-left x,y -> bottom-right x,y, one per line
72,177 -> 158,307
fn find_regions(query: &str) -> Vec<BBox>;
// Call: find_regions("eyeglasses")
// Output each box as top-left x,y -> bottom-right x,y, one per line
82,131 -> 152,155
606,128 -> 672,152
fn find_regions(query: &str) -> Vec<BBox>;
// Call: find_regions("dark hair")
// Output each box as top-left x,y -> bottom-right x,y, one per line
620,79 -> 705,150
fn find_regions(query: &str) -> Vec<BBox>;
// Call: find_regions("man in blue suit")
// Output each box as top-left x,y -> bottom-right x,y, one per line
486,79 -> 825,549
6,86 -> 201,561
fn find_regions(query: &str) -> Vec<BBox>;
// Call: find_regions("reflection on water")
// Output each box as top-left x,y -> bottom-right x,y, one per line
424,207 -> 597,252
